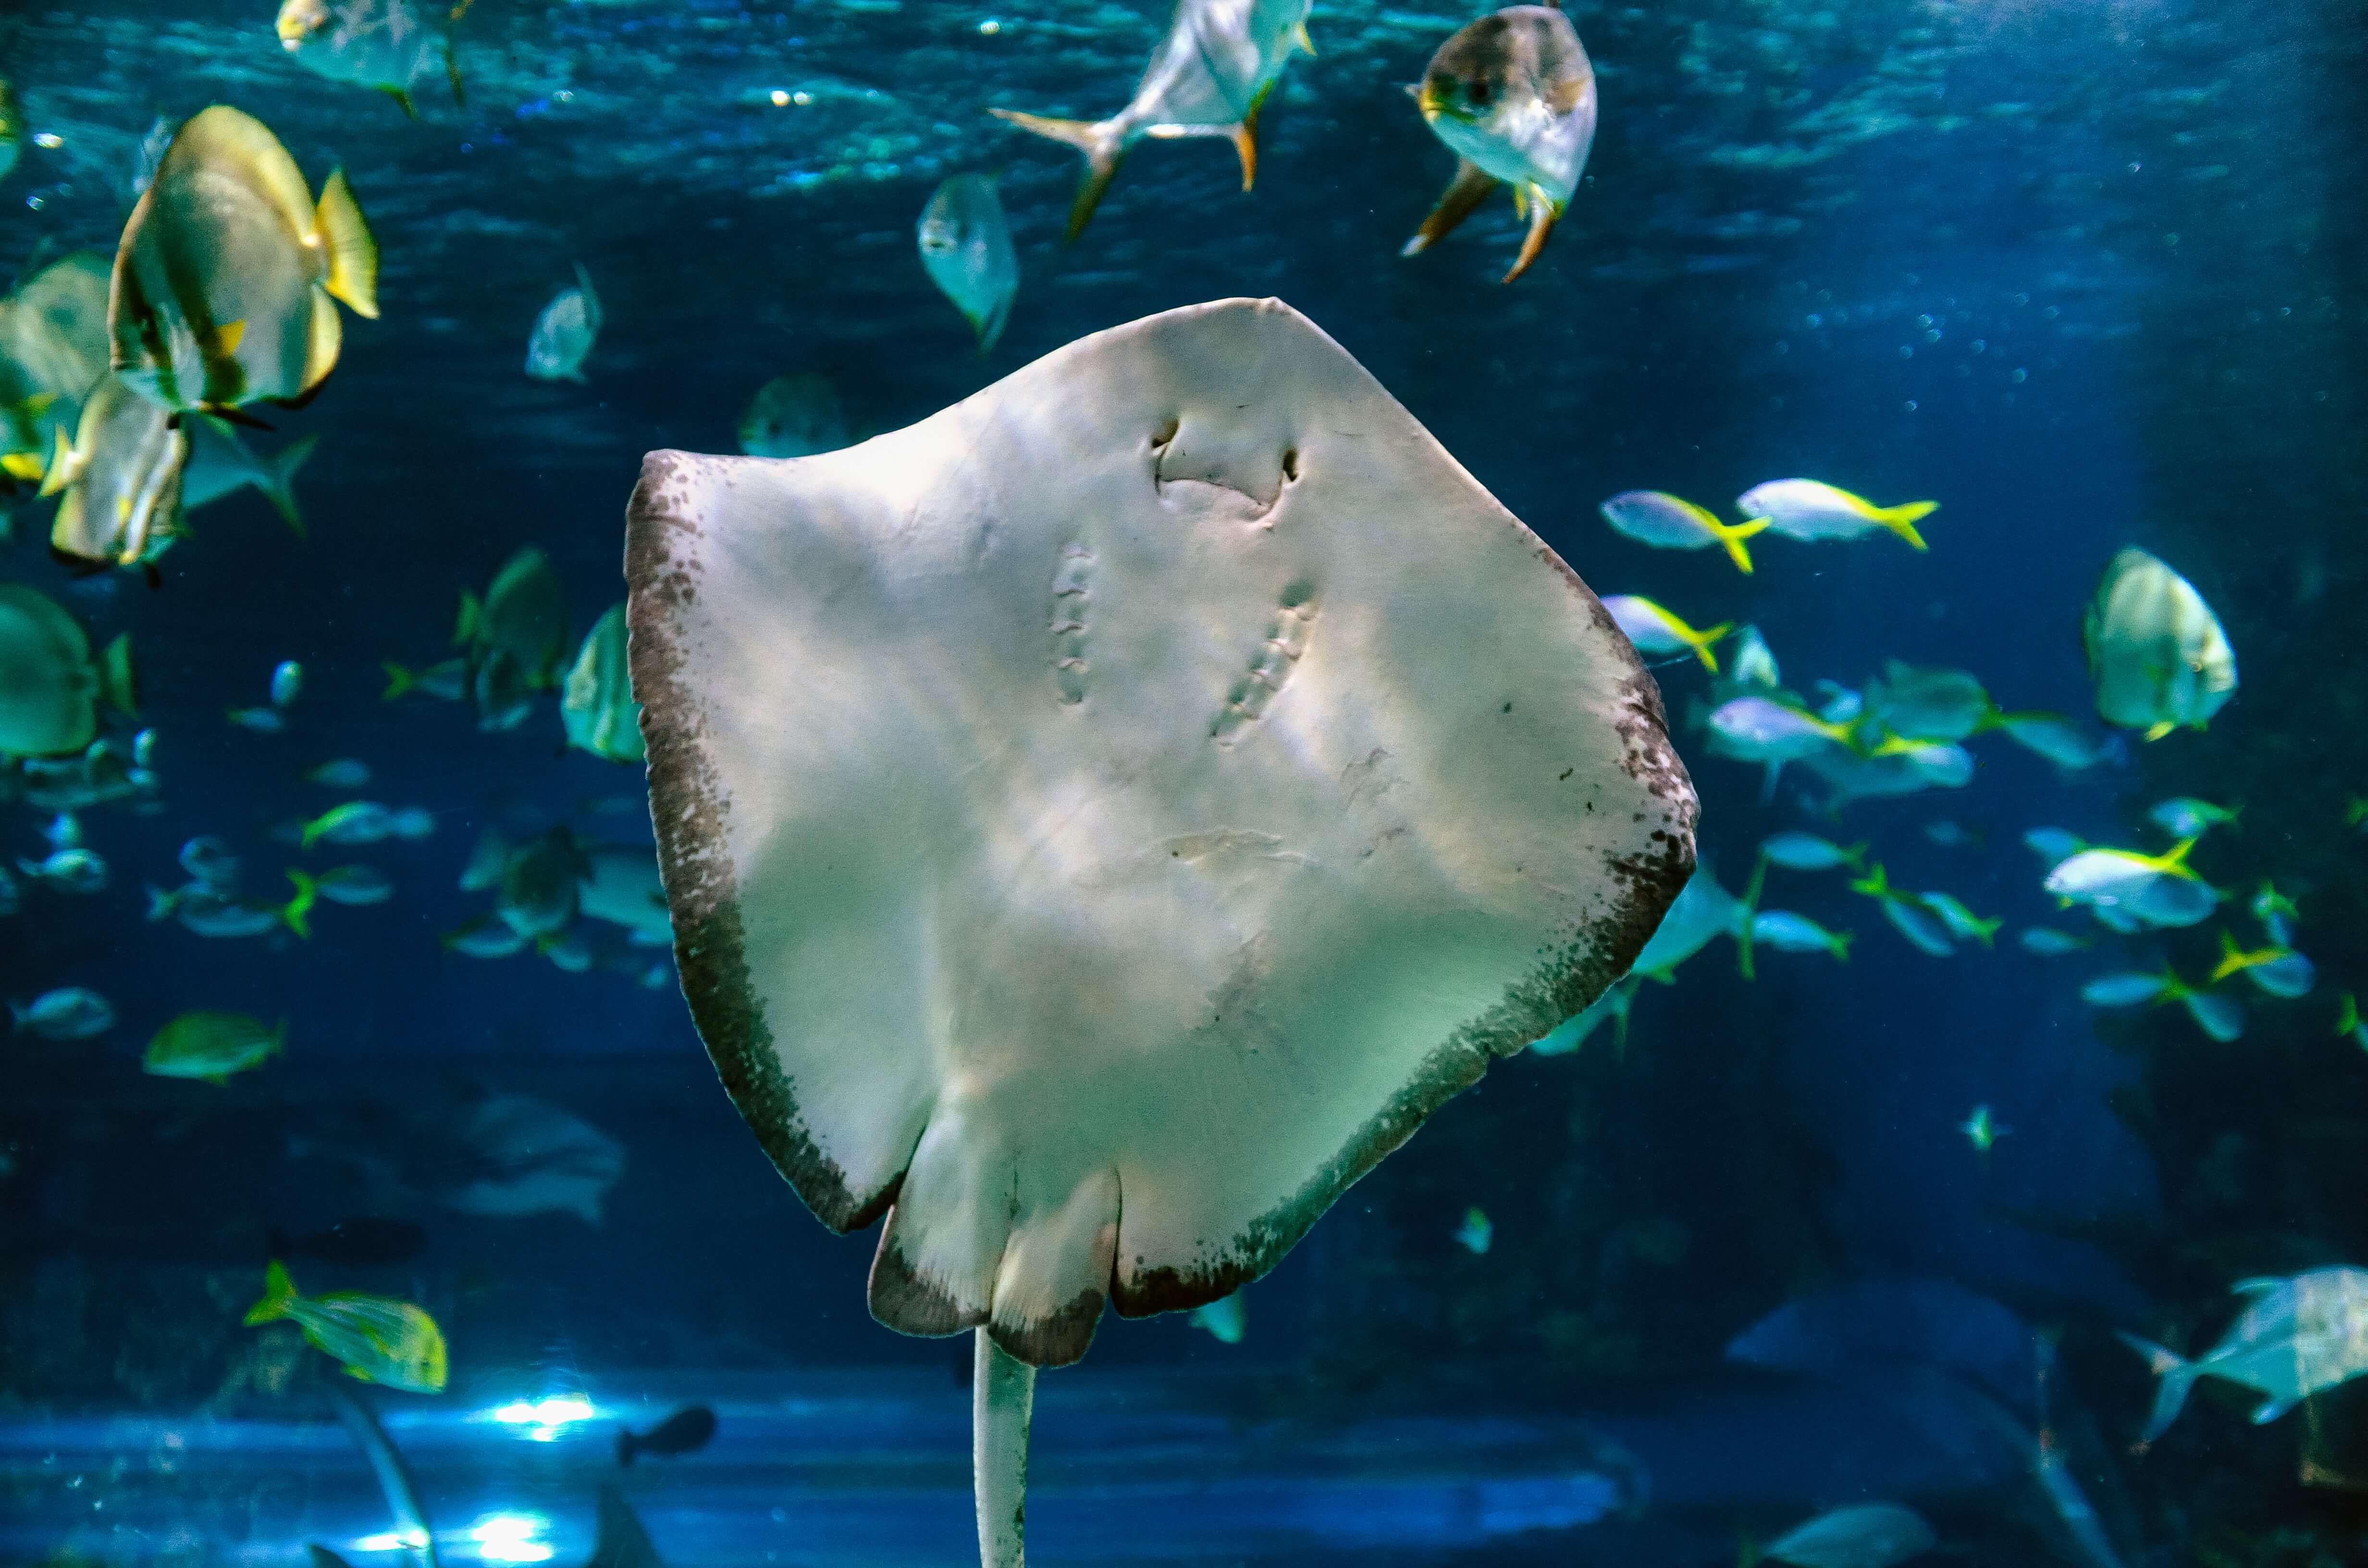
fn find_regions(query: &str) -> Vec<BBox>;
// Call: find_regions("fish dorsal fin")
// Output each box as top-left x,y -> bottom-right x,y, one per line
2231,1276 -> 2282,1298
315,169 -> 380,319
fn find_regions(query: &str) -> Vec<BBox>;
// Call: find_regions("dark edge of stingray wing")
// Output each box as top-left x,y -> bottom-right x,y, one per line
622,449 -> 894,1237
1110,584 -> 1696,1320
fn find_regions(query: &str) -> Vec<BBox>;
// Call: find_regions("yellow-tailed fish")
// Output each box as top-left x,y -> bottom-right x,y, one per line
1598,490 -> 1769,573
2083,546 -> 2236,739
1403,5 -> 1596,283
276,0 -> 467,119
109,105 -> 379,415
244,1260 -> 448,1392
1737,479 -> 1935,549
991,0 -> 1314,240
1603,595 -> 1729,672
561,603 -> 643,763
916,174 -> 1019,352
144,1010 -> 285,1083
39,372 -> 189,573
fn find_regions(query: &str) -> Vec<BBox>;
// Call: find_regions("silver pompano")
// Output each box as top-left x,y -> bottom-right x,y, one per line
2084,547 -> 2235,738
738,373 -> 850,459
525,264 -> 600,382
2122,1267 -> 2368,1441
109,105 -> 379,414
276,0 -> 456,118
917,176 -> 1019,352
1404,5 -> 1596,282
990,0 -> 1313,238
560,604 -> 642,763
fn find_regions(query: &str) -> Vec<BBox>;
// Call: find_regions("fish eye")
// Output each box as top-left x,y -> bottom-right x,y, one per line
1467,78 -> 1492,104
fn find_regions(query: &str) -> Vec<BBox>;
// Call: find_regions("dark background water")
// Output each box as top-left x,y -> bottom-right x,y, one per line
3,0 -> 2366,1562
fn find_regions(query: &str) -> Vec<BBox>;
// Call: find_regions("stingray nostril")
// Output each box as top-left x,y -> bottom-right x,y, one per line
1280,447 -> 1299,482
1150,417 -> 1180,452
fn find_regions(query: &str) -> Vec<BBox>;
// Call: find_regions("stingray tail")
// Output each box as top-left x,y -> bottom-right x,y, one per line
989,110 -> 1127,241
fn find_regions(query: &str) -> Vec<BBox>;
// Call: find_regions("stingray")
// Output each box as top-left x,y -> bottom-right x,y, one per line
621,297 -> 1694,1566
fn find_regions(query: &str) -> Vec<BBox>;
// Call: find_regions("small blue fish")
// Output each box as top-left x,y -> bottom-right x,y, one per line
1452,1206 -> 1493,1255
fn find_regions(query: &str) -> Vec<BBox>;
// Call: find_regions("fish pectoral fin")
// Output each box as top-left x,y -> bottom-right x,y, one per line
1500,188 -> 1560,283
316,168 -> 381,319
379,86 -> 419,120
1402,159 -> 1498,257
1232,108 -> 1259,192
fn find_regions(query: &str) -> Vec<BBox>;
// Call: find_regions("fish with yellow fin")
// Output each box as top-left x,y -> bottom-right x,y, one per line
40,371 -> 189,573
1738,479 -> 1936,550
109,105 -> 379,416
245,1260 -> 447,1392
991,0 -> 1314,240
1402,4 -> 1596,283
276,0 -> 469,119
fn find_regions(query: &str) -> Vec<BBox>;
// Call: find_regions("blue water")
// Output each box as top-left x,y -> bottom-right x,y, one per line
4,0 -> 2366,1563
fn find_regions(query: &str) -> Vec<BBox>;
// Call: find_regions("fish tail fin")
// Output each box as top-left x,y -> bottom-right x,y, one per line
262,435 -> 318,538
1501,187 -> 1559,284
2157,835 -> 2198,876
1402,159 -> 1497,258
1841,841 -> 1869,869
283,870 -> 318,938
454,590 -> 481,646
101,633 -> 138,717
7,1001 -> 25,1032
2211,929 -> 2245,982
145,885 -> 174,921
1828,931 -> 1854,962
37,426 -> 78,497
616,1427 -> 637,1467
2115,1332 -> 2199,1443
246,1260 -> 300,1325
315,168 -> 380,319
1295,21 -> 1315,53
989,110 -> 1127,240
2339,992 -> 2361,1037
380,662 -> 416,701
1877,500 -> 1936,549
1687,621 -> 1733,673
1714,518 -> 1770,574
1973,916 -> 2002,947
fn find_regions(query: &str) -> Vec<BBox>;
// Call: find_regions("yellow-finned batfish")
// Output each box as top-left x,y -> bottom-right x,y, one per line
457,545 -> 569,728
525,263 -> 600,382
0,586 -> 135,758
916,174 -> 1019,352
561,603 -> 643,764
1599,490 -> 1769,573
991,0 -> 1315,240
738,372 -> 850,459
1403,5 -> 1596,284
245,1260 -> 448,1392
276,0 -> 468,119
2083,546 -> 2236,740
1738,479 -> 1935,549
0,253 -> 113,466
1603,595 -> 1730,672
39,371 -> 189,573
109,105 -> 380,416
